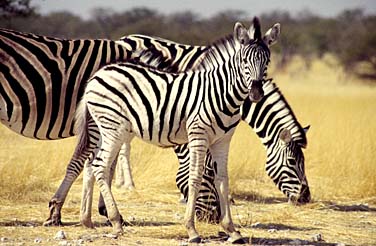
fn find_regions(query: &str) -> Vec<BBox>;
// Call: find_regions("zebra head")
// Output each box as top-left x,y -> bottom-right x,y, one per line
266,126 -> 311,204
233,17 -> 280,103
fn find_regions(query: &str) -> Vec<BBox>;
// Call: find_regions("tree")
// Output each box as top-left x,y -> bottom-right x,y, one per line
0,0 -> 34,18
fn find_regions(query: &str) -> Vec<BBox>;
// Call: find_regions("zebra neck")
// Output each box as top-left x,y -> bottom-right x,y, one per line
203,62 -> 248,117
241,82 -> 307,148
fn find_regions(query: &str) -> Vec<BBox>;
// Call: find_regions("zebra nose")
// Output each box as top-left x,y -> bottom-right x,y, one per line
248,83 -> 264,102
298,184 -> 311,204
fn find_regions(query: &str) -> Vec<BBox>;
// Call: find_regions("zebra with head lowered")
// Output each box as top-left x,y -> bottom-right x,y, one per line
73,18 -> 279,242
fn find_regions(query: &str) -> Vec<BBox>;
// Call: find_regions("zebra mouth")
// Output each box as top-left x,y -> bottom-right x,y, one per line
287,184 -> 311,205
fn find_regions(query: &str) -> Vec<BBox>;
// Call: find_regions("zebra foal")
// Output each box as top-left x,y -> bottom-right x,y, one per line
74,18 -> 280,242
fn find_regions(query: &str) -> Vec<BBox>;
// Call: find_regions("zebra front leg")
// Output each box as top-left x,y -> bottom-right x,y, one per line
210,135 -> 245,244
115,143 -> 135,189
80,160 -> 95,228
185,129 -> 208,243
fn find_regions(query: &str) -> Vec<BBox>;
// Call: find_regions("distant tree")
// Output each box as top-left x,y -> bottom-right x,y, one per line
333,9 -> 376,80
0,0 -> 34,18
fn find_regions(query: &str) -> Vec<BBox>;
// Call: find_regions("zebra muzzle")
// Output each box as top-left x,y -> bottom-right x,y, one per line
248,83 -> 264,103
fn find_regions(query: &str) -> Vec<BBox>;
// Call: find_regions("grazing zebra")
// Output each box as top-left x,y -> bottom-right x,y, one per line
75,18 -> 279,242
174,79 -> 310,222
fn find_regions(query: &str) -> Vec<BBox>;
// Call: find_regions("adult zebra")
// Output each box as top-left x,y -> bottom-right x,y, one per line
0,28 -> 205,225
74,19 -> 278,242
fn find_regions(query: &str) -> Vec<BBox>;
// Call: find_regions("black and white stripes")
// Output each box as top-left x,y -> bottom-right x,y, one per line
0,28 -> 128,139
74,19 -> 279,241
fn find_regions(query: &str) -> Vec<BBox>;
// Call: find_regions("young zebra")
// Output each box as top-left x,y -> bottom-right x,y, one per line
74,18 -> 279,242
174,79 -> 310,222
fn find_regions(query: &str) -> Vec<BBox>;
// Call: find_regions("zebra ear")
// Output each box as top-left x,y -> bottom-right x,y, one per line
279,128 -> 292,144
234,22 -> 250,45
303,125 -> 310,134
263,23 -> 281,46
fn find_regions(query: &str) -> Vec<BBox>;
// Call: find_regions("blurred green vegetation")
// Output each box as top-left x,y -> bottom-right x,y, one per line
1,1 -> 375,80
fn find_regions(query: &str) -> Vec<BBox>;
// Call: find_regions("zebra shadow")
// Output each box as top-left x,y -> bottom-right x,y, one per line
251,237 -> 338,246
207,233 -> 336,246
246,222 -> 317,231
318,201 -> 376,212
0,220 -> 177,228
231,191 -> 287,204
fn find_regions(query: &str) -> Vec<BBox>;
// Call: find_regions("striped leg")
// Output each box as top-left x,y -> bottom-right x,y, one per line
185,125 -> 208,243
115,142 -> 135,189
210,134 -> 244,243
91,140 -> 124,234
44,146 -> 92,226
98,137 -> 134,222
81,160 -> 95,228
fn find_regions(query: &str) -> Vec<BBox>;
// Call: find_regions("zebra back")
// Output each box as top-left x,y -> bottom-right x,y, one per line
0,28 -> 132,139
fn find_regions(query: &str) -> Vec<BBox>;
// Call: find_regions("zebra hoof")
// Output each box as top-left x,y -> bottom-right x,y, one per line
188,236 -> 202,243
43,218 -> 62,227
230,237 -> 248,244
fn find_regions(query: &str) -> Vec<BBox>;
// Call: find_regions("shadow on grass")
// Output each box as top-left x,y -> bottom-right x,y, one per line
231,191 -> 376,213
320,202 -> 376,212
246,222 -> 317,231
0,219 -> 177,227
206,233 -> 337,246
251,237 -> 338,246
231,191 -> 287,204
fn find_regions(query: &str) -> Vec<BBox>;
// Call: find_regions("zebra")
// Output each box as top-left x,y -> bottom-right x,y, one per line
74,18 -> 279,242
0,24 -> 306,228
173,78 -> 310,222
0,27 -> 206,226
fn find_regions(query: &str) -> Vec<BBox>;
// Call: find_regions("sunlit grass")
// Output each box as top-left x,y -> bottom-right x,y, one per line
0,56 -> 375,245
0,55 -> 375,203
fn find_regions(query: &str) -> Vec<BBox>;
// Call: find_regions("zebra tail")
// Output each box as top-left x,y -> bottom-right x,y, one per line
73,100 -> 90,158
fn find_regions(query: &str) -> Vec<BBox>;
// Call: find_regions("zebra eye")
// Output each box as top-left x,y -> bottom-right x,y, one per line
287,158 -> 296,166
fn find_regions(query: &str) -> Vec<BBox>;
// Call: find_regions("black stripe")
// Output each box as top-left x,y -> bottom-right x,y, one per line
0,36 -> 46,137
59,40 -> 90,138
109,65 -> 155,140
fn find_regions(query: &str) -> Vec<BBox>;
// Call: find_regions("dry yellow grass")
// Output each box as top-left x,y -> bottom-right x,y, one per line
0,56 -> 375,245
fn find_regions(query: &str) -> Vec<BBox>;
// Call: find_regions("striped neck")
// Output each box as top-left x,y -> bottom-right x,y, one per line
194,36 -> 249,114
241,80 -> 307,148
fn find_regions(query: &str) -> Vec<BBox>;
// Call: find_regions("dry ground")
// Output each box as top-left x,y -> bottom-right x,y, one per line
1,56 -> 376,245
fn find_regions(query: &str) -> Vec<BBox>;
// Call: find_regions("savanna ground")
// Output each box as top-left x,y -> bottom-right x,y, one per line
0,56 -> 375,245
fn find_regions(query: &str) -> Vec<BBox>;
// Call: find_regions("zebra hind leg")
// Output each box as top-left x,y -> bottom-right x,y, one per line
98,156 -> 125,226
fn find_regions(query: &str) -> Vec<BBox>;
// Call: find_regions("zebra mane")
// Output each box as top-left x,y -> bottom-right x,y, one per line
127,48 -> 182,73
191,35 -> 236,71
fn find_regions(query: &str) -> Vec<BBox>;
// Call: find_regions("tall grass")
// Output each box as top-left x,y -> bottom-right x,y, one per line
0,55 -> 375,203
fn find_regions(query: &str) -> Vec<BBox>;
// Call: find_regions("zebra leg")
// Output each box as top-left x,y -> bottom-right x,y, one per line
210,135 -> 245,244
44,154 -> 90,226
98,153 -> 125,226
80,160 -> 95,228
115,143 -> 135,189
91,144 -> 123,234
184,128 -> 208,243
